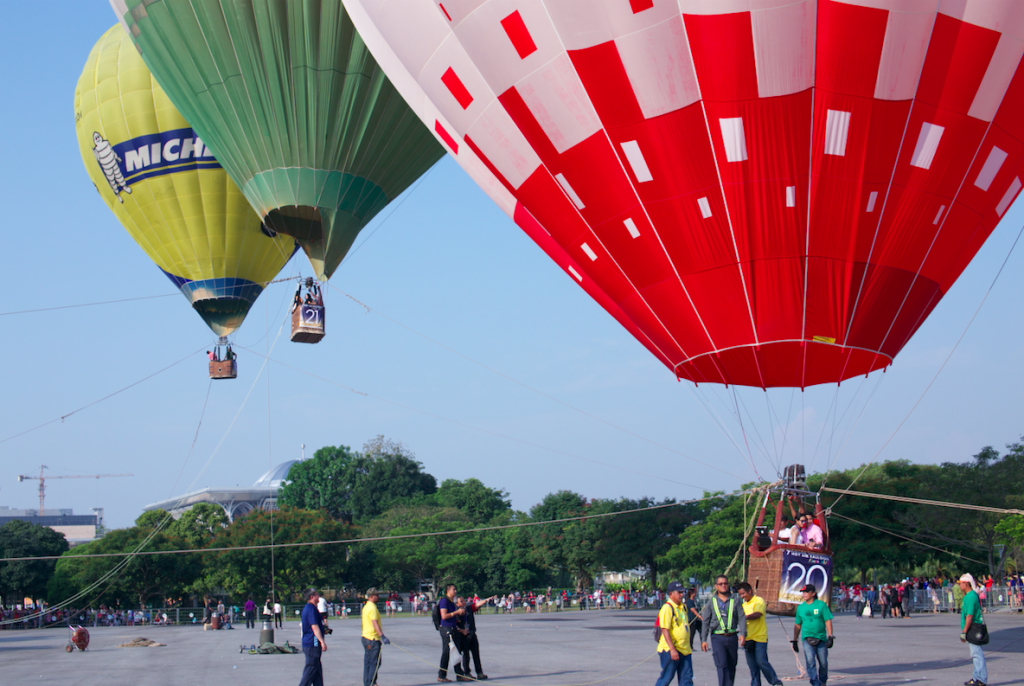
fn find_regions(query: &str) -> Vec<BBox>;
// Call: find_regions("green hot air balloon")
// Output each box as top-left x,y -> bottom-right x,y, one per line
110,0 -> 443,281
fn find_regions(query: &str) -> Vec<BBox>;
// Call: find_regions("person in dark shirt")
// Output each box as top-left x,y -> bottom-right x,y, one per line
457,595 -> 496,680
684,588 -> 702,650
299,588 -> 327,686
437,584 -> 466,682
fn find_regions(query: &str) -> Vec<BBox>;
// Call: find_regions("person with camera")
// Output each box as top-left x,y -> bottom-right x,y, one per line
298,588 -> 327,686
792,584 -> 833,686
958,574 -> 987,686
437,584 -> 467,682
361,589 -> 390,686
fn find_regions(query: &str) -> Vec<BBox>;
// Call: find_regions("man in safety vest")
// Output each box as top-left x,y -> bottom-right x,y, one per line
737,582 -> 782,686
701,575 -> 747,686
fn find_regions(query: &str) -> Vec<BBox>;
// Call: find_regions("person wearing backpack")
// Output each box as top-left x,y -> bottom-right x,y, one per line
436,584 -> 467,682
655,581 -> 694,686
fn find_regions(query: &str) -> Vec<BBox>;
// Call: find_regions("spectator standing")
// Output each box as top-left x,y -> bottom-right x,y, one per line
457,594 -> 495,680
737,582 -> 782,686
958,574 -> 987,686
437,584 -> 467,682
656,581 -> 694,686
263,598 -> 273,625
298,588 -> 327,686
701,575 -> 747,686
317,594 -> 330,633
684,588 -> 702,651
244,596 -> 256,629
792,584 -> 833,686
361,589 -> 389,686
274,599 -> 283,629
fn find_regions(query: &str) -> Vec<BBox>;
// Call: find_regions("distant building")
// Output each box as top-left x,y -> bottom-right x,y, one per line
142,460 -> 298,522
0,506 -> 102,545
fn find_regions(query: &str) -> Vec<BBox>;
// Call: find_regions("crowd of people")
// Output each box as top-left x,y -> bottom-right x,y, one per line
834,573 -> 1024,617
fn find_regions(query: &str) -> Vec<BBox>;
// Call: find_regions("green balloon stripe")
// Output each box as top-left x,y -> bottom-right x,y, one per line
120,0 -> 443,279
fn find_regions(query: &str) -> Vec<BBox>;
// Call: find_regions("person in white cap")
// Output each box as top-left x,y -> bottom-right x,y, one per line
958,574 -> 987,686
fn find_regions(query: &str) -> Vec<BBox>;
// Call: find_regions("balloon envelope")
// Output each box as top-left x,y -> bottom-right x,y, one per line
111,0 -> 444,281
75,26 -> 296,337
344,0 -> 1024,388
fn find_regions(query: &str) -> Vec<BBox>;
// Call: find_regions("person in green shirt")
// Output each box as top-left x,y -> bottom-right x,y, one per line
792,584 -> 833,686
958,574 -> 987,686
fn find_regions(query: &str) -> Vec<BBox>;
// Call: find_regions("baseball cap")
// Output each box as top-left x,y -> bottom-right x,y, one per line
800,584 -> 817,593
666,581 -> 686,594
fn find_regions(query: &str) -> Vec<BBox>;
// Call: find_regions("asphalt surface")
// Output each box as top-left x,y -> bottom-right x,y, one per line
1,608 -> 1022,686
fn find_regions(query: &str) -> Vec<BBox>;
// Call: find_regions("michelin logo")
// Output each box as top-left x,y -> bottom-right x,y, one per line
92,132 -> 132,203
101,127 -> 222,193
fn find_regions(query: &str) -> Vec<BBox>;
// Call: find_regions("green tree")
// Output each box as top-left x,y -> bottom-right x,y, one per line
168,503 -> 229,549
433,478 -> 511,523
49,510 -> 195,609
0,520 -> 69,604
278,437 -> 437,523
207,507 -> 354,601
903,441 -> 1024,577
659,493 -> 746,586
529,491 -> 599,590
813,461 -> 927,583
358,505 -> 483,593
592,497 -> 691,587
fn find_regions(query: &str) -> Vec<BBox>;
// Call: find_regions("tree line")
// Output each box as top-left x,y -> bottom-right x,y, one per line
2,435 -> 1023,609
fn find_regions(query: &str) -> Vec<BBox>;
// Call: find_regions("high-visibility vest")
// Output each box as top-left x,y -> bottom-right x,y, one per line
712,597 -> 736,634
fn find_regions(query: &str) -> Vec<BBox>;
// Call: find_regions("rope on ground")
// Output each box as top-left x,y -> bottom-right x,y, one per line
0,345 -> 208,446
822,487 -> 1024,515
0,489 -> 758,563
388,640 -> 658,686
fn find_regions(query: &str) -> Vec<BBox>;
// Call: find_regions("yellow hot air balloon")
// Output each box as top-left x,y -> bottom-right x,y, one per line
74,25 -> 296,338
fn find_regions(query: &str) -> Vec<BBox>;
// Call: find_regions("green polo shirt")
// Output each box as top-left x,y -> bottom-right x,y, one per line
961,589 -> 983,631
795,599 -> 832,640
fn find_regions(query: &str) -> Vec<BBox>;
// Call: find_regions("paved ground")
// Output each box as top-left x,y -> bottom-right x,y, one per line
1,609 -> 1021,686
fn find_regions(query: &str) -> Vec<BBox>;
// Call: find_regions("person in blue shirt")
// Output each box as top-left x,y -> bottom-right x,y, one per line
299,588 -> 328,686
437,584 -> 467,682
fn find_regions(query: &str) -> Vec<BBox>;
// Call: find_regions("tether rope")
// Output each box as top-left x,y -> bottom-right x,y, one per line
828,512 -> 988,566
0,345 -> 208,446
0,489 -> 754,563
822,487 -> 1024,515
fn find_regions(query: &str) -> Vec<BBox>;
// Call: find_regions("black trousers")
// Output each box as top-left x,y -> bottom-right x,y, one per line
439,628 -> 466,679
711,633 -> 739,686
298,645 -> 323,686
245,611 -> 254,629
461,633 -> 483,676
689,620 -> 702,650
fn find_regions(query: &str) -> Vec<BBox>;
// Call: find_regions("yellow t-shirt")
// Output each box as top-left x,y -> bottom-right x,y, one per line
361,601 -> 381,640
657,600 -> 691,655
743,595 -> 768,643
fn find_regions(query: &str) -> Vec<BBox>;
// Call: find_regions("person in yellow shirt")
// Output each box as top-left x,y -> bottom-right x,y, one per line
656,581 -> 694,686
737,583 -> 782,686
361,589 -> 390,686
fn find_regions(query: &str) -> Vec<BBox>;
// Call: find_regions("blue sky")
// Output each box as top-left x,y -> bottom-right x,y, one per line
2,4 -> 1023,530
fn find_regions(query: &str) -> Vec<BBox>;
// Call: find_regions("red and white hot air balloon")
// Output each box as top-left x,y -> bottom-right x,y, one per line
343,0 -> 1024,389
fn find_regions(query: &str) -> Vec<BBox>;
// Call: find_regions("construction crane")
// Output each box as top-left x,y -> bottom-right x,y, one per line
17,465 -> 132,514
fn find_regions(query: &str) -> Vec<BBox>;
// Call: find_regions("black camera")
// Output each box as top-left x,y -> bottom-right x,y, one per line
324,626 -> 333,635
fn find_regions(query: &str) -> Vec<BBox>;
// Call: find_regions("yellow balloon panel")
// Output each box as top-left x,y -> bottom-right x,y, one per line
74,26 -> 295,335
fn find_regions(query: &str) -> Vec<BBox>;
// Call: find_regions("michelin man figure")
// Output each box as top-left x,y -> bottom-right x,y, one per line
92,132 -> 132,203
